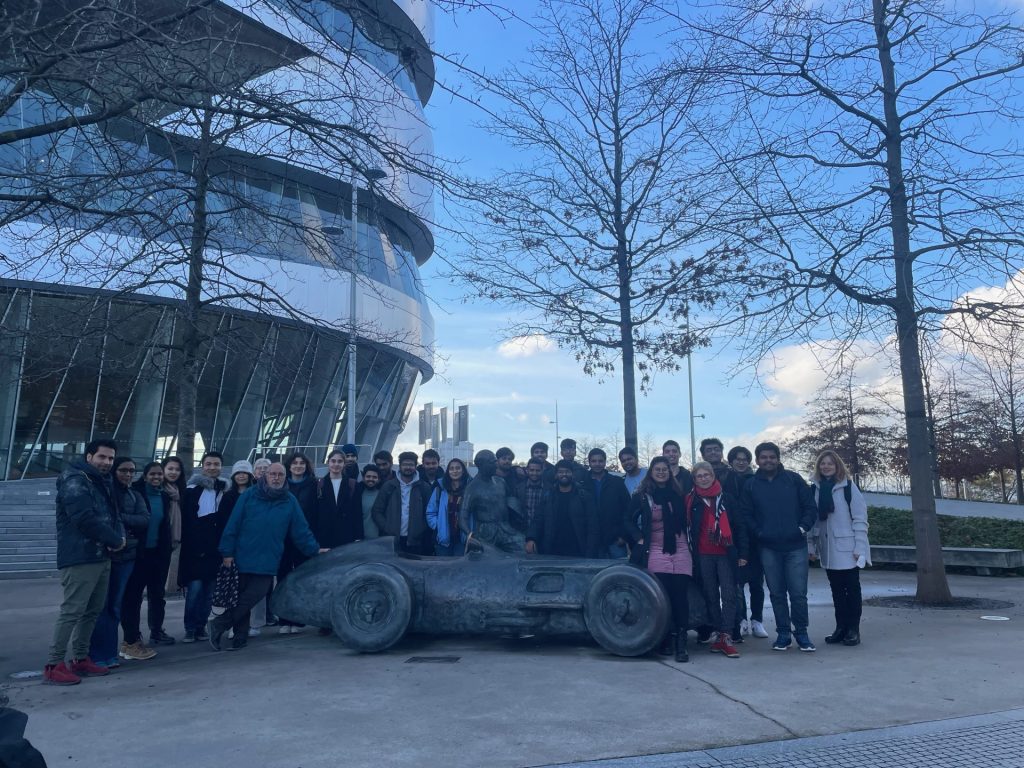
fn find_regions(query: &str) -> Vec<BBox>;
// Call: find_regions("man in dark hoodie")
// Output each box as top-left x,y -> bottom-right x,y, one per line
739,442 -> 818,653
44,439 -> 125,686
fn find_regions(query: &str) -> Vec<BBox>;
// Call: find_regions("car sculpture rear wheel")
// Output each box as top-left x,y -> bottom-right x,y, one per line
330,563 -> 413,652
583,565 -> 670,657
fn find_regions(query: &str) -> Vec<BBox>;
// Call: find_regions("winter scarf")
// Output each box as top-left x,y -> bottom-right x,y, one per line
651,484 -> 685,555
256,475 -> 289,501
189,473 -> 225,517
817,477 -> 836,520
162,481 -> 182,546
689,479 -> 733,547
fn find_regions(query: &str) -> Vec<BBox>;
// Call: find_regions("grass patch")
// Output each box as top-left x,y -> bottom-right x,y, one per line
869,506 -> 1024,550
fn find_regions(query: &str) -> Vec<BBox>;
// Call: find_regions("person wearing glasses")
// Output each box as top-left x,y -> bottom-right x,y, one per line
210,463 -> 325,651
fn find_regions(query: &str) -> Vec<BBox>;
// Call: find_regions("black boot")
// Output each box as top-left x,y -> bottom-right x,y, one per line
843,627 -> 861,646
658,632 -> 675,656
825,626 -> 847,644
675,632 -> 689,663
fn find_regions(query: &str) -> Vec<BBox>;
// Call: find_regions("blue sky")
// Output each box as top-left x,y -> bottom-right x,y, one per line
392,4 -> 826,464
393,1 -> 1023,467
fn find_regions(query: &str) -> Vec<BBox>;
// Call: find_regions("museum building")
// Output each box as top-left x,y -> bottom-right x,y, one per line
0,0 -> 436,478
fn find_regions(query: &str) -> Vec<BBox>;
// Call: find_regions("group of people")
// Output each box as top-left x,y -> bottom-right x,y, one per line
43,434 -> 871,684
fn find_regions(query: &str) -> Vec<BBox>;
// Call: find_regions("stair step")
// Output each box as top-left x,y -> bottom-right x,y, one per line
0,545 -> 57,555
0,532 -> 57,541
0,560 -> 57,572
0,568 -> 58,580
0,513 -> 55,523
0,523 -> 56,533
0,552 -> 57,563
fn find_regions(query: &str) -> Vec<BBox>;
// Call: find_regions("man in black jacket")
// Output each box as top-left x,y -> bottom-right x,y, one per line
44,439 -> 125,686
739,442 -> 818,652
586,448 -> 631,558
525,460 -> 599,557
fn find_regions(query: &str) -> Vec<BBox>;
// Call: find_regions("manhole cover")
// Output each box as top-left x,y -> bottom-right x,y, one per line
864,596 -> 1015,611
405,656 -> 460,664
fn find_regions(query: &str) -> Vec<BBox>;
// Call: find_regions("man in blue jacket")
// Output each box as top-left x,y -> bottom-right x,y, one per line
209,462 -> 324,651
739,442 -> 818,652
44,439 -> 126,685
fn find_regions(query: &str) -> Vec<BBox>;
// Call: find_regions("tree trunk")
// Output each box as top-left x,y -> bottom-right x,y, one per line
921,361 -> 943,498
175,106 -> 214,471
874,0 -> 952,603
1010,398 -> 1024,505
620,302 -> 638,451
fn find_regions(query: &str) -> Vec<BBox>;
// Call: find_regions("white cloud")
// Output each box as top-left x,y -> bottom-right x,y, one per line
496,334 -> 556,358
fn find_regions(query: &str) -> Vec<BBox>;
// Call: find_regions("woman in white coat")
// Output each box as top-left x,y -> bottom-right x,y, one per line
809,450 -> 871,646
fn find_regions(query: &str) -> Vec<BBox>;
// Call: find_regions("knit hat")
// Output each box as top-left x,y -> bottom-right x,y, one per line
231,459 -> 254,476
341,443 -> 359,456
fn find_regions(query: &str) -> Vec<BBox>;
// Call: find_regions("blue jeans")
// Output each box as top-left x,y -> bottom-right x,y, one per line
183,578 -> 214,633
88,559 -> 134,664
607,542 -> 628,559
760,546 -> 810,635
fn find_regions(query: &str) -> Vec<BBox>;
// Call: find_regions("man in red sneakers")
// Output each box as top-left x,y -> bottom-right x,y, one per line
44,438 -> 126,685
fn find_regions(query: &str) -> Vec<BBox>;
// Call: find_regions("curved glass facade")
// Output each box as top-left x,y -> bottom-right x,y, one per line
0,0 -> 436,477
0,284 -> 422,479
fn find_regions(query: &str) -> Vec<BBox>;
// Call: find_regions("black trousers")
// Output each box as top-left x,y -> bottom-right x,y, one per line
210,574 -> 275,642
735,547 -> 766,629
121,547 -> 171,643
655,572 -> 691,634
826,567 -> 863,630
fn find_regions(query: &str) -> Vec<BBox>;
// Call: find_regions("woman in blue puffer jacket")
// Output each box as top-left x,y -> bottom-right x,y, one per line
425,459 -> 471,556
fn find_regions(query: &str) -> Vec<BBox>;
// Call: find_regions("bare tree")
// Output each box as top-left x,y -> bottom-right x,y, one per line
690,0 -> 1024,602
956,317 -> 1024,504
448,0 -> 743,450
784,371 -> 893,487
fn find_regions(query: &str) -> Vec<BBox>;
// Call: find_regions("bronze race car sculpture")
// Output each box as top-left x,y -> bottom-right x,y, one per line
271,536 -> 677,656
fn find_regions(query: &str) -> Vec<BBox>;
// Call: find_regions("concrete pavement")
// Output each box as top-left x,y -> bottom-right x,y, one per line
1,568 -> 1022,767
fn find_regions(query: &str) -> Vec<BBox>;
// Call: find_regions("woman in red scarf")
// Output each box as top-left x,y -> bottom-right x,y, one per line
687,462 -> 748,658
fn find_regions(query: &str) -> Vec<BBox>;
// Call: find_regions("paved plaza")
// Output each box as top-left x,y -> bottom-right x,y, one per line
2,568 -> 1022,767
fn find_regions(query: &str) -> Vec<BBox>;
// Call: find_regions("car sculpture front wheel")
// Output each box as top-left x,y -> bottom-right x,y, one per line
330,563 -> 413,652
583,565 -> 671,657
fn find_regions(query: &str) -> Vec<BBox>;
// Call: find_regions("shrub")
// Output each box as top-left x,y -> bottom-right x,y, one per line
868,506 -> 1024,550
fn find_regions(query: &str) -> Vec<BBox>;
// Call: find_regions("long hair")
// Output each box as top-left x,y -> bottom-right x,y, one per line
161,456 -> 188,497
442,458 -> 470,494
813,449 -> 849,483
637,456 -> 685,498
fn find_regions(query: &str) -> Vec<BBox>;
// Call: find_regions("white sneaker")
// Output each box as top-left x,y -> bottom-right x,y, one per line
248,627 -> 261,637
279,626 -> 292,635
751,620 -> 769,638
227,629 -> 234,639
740,619 -> 751,636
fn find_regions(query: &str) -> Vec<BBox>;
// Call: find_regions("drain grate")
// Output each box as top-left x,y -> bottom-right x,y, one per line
405,656 -> 461,664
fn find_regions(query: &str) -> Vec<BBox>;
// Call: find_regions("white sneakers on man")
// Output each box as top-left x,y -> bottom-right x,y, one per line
750,620 -> 769,638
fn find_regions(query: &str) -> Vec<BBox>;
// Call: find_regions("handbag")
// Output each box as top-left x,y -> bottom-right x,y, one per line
211,561 -> 239,614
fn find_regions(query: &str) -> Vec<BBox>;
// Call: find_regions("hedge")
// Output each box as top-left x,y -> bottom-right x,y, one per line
868,506 -> 1024,550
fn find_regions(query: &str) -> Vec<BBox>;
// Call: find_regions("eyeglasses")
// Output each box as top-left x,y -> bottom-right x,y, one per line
116,468 -> 135,474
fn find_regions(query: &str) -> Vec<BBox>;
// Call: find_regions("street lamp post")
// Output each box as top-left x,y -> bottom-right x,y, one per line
550,400 -> 559,451
344,167 -> 387,447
